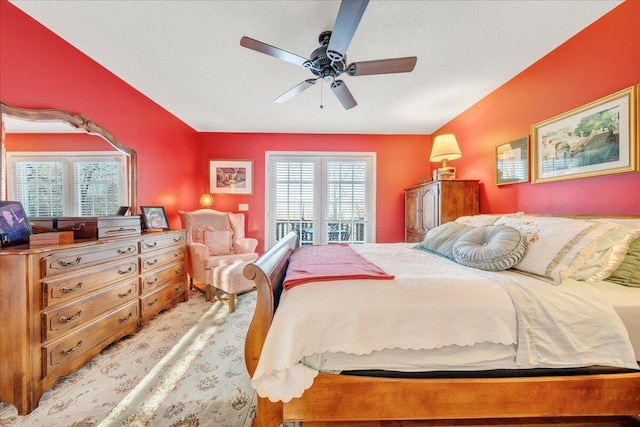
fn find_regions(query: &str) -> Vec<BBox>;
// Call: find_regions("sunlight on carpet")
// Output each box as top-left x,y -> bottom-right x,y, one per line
0,289 -> 257,427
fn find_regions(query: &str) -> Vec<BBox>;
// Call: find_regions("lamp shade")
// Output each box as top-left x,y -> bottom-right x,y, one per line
198,193 -> 215,208
429,134 -> 462,163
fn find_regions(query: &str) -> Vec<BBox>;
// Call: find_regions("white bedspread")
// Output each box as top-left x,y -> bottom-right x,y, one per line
251,243 -> 638,402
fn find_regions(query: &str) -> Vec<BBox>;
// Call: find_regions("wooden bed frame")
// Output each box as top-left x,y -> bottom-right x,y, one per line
243,231 -> 640,426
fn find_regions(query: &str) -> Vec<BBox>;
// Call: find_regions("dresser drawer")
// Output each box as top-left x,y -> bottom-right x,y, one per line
42,241 -> 138,277
140,279 -> 187,318
42,258 -> 138,308
140,232 -> 185,253
42,279 -> 139,342
139,262 -> 186,294
42,301 -> 139,377
140,247 -> 185,272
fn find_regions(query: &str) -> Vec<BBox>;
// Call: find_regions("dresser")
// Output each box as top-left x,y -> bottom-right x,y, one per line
0,230 -> 186,415
405,180 -> 479,243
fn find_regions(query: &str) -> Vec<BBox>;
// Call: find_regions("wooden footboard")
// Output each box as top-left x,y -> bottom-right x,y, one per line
243,232 -> 640,426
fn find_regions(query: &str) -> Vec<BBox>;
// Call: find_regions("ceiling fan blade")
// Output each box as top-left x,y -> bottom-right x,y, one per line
347,57 -> 417,76
326,0 -> 369,62
330,80 -> 357,110
240,36 -> 309,68
274,79 -> 318,103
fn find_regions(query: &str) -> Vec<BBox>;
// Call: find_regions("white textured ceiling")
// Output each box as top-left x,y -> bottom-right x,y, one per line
8,0 -> 622,135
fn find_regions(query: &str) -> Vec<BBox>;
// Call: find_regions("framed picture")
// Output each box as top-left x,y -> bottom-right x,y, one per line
140,206 -> 170,230
531,85 -> 637,183
0,201 -> 32,247
209,159 -> 253,195
496,136 -> 529,185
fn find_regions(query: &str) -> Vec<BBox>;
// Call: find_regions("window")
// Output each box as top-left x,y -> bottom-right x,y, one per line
7,152 -> 127,217
266,152 -> 375,247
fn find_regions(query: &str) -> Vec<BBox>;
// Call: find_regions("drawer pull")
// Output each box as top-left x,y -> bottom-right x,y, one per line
174,285 -> 184,292
143,241 -> 158,249
58,257 -> 82,267
118,266 -> 134,275
176,267 -> 184,274
106,228 -> 138,234
117,247 -> 135,255
118,288 -> 133,298
60,283 -> 83,293
145,259 -> 158,268
145,277 -> 158,286
173,236 -> 184,242
70,223 -> 85,231
147,298 -> 159,307
119,312 -> 134,323
173,251 -> 181,258
60,339 -> 83,356
60,309 -> 83,323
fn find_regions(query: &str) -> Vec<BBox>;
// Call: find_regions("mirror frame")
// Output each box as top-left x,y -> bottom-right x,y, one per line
0,101 -> 137,215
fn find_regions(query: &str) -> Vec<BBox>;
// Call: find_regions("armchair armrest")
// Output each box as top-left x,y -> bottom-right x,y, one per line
234,237 -> 258,254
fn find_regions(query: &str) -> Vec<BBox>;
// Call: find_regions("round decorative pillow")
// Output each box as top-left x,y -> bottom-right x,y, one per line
452,225 -> 527,271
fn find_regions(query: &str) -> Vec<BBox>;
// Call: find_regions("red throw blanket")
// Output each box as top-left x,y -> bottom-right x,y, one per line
283,244 -> 395,290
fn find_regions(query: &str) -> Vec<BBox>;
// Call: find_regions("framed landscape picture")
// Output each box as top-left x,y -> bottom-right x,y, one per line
496,136 -> 529,185
531,85 -> 637,183
209,159 -> 253,195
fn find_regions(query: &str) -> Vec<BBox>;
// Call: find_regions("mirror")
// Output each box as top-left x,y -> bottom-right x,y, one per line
0,102 -> 137,217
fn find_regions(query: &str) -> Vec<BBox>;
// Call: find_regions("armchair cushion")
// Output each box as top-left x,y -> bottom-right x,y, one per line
202,227 -> 234,255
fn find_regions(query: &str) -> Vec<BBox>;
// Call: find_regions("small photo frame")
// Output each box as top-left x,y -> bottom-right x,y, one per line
209,159 -> 253,195
0,201 -> 32,247
140,206 -> 169,230
496,136 -> 529,185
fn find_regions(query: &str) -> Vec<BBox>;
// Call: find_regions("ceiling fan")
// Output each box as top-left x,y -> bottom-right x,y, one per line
240,0 -> 417,110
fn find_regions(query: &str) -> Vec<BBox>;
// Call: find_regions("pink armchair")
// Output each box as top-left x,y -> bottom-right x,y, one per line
179,209 -> 258,296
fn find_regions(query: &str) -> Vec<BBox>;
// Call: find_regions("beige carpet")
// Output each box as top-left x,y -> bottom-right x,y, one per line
0,289 -> 257,427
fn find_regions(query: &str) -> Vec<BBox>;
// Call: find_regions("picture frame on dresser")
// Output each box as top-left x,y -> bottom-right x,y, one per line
496,136 -> 529,185
0,200 -> 32,247
531,85 -> 637,183
140,206 -> 169,230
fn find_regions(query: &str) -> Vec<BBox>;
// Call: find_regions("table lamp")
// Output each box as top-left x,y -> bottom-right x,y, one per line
198,193 -> 215,209
429,134 -> 462,180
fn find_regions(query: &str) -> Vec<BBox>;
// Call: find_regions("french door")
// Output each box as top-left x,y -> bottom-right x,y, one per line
265,152 -> 376,247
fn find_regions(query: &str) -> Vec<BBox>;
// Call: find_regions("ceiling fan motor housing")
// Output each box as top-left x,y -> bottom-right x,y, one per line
307,31 -> 347,81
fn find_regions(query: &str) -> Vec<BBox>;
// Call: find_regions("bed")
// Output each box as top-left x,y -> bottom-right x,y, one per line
243,214 -> 640,426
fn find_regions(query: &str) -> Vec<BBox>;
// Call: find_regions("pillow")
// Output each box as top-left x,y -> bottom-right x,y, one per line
605,237 -> 640,287
202,227 -> 235,255
455,214 -> 502,227
414,221 -> 474,259
455,212 -> 524,227
493,216 -> 617,284
452,225 -> 527,271
570,223 -> 640,281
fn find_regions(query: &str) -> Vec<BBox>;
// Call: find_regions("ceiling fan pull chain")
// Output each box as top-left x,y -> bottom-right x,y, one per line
320,79 -> 324,109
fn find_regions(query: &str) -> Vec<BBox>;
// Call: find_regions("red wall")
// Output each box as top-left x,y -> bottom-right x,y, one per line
6,133 -> 110,151
0,1 -> 200,229
436,0 -> 640,215
196,133 -> 429,251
